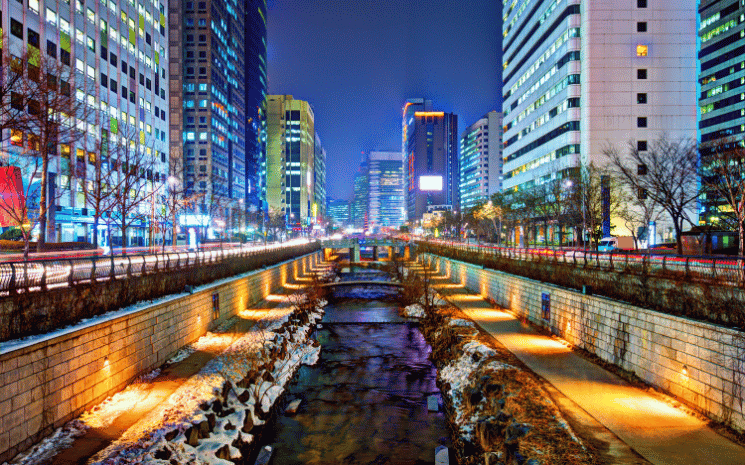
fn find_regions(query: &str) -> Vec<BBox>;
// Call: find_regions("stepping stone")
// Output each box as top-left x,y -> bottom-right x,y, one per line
286,398 -> 302,414
435,445 -> 448,465
427,395 -> 439,412
254,445 -> 273,465
316,323 -> 323,329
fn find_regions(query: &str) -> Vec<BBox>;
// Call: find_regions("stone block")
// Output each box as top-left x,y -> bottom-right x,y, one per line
8,424 -> 24,453
0,431 -> 9,459
11,390 -> 31,412
2,409 -> 22,431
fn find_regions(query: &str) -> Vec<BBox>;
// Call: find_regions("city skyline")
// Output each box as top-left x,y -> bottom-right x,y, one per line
266,0 -> 502,200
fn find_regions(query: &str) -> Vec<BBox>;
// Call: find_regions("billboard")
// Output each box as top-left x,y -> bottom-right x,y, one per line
419,175 -> 443,192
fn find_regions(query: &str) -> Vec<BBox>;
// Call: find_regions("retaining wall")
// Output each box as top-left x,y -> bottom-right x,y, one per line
0,251 -> 323,462
422,253 -> 745,432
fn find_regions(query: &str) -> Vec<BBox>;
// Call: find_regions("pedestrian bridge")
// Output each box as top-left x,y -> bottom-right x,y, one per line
319,280 -> 403,288
319,238 -> 412,262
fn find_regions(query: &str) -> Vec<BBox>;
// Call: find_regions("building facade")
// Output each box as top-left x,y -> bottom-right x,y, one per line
170,0 -> 250,239
402,106 -> 458,221
245,0 -> 267,221
459,111 -> 503,212
698,0 -> 745,225
502,0 -> 697,237
326,198 -> 350,230
351,159 -> 368,230
1,0 -> 170,246
313,133 -> 327,224
366,151 -> 404,232
265,95 -> 317,229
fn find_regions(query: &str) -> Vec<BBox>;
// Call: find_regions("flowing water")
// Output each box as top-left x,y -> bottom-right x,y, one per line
264,268 -> 450,464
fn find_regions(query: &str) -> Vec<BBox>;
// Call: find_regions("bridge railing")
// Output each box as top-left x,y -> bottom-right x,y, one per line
419,240 -> 745,286
0,241 -> 315,294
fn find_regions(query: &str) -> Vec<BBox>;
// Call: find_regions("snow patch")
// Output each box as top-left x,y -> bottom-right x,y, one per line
403,304 -> 426,318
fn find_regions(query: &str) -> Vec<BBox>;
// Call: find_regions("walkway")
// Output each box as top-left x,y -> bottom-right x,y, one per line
25,264 -> 329,465
433,281 -> 745,465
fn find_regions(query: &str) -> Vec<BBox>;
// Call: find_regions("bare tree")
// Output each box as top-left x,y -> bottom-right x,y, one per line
151,151 -> 200,251
605,136 -> 699,254
16,51 -> 92,250
266,211 -> 286,243
571,163 -> 625,249
108,129 -> 158,253
77,132 -> 120,249
474,200 -> 503,244
614,181 -> 663,251
700,137 -> 745,256
0,35 -> 34,140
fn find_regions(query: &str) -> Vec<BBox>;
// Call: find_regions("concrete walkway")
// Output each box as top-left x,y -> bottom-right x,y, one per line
435,283 -> 745,465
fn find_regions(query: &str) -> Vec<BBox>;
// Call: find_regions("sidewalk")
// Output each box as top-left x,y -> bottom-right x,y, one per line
434,283 -> 745,465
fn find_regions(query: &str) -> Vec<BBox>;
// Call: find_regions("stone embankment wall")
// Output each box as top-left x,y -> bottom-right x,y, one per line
0,252 -> 323,463
421,253 -> 745,432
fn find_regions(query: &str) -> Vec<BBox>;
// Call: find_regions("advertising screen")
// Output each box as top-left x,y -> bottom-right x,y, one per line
419,175 -> 443,191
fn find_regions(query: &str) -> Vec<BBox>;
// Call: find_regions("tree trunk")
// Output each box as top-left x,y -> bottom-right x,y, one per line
121,223 -> 128,254
92,213 -> 100,248
23,232 -> 30,261
36,155 -> 49,252
674,220 -> 683,255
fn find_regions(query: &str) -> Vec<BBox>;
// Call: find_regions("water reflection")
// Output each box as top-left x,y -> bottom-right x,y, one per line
267,301 -> 449,465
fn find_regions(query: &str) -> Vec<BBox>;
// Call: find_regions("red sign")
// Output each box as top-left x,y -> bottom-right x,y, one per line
0,166 -> 26,227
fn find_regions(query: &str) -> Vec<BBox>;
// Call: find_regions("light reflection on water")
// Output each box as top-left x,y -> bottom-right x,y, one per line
266,300 -> 450,465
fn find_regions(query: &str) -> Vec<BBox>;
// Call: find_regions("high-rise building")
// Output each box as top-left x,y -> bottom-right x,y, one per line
367,151 -> 404,232
170,0 -> 249,236
314,133 -> 327,224
502,0 -> 697,236
698,0 -> 745,225
402,104 -> 458,221
401,98 -> 431,222
459,111 -> 503,212
351,159 -> 368,230
265,95 -> 317,229
327,198 -> 350,230
245,0 -> 268,218
0,0 -> 170,246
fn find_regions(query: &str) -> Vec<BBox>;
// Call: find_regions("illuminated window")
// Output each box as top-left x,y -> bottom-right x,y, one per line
10,130 -> 23,147
77,148 -> 85,160
636,45 -> 648,57
60,144 -> 71,158
88,151 -> 96,164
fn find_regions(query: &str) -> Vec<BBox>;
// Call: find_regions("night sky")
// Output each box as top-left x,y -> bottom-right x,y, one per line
266,0 -> 502,201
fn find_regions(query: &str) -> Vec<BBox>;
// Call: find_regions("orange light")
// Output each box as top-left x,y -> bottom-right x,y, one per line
414,111 -> 445,117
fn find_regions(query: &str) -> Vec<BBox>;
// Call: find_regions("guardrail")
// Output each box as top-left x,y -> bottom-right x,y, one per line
420,240 -> 745,285
0,241 -> 314,294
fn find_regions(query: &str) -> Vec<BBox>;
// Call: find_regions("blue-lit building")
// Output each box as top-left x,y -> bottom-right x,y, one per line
170,0 -> 267,236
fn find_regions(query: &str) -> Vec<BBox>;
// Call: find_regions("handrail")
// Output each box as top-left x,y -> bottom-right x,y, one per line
417,240 -> 745,286
0,242 -> 316,293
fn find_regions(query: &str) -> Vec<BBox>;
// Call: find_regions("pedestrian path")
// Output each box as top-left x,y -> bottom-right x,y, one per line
23,263 -> 329,465
433,280 -> 745,465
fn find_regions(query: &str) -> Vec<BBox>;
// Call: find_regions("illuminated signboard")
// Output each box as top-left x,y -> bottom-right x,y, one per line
419,175 -> 443,192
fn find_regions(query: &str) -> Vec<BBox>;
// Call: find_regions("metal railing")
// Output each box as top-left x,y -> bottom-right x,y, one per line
0,241 -> 313,293
420,240 -> 745,285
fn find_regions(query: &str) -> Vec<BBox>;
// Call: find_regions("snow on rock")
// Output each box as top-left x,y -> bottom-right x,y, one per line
418,288 -> 447,306
3,421 -> 88,465
89,304 -> 326,464
403,304 -> 426,319
439,341 -> 513,433
448,318 -> 476,328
